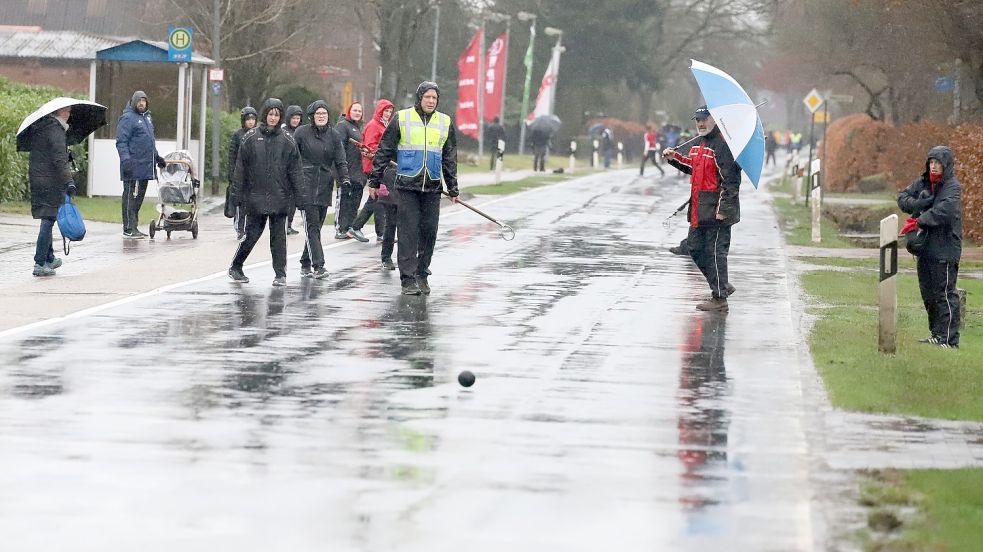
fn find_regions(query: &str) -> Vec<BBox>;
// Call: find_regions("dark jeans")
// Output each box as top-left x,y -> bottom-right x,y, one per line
396,189 -> 441,285
352,194 -> 385,237
122,179 -> 148,232
688,225 -> 733,299
231,213 -> 289,278
381,203 -> 398,261
299,205 -> 328,270
917,257 -> 960,346
639,150 -> 664,176
34,217 -> 56,266
337,182 -> 364,232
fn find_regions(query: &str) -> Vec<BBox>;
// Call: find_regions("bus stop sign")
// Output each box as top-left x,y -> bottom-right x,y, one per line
168,27 -> 193,62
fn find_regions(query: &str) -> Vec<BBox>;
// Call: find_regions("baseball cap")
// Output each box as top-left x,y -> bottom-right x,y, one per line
692,105 -> 711,120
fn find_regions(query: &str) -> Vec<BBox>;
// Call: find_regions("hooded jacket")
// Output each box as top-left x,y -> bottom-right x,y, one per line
292,100 -> 350,207
231,98 -> 304,215
335,102 -> 365,185
115,90 -> 161,181
228,106 -> 257,183
368,82 -> 458,195
897,145 -> 962,262
28,115 -> 73,219
666,125 -> 741,227
361,99 -> 394,175
283,105 -> 304,135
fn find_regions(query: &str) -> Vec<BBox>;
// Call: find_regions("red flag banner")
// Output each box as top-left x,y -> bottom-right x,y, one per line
456,29 -> 483,138
483,32 -> 507,122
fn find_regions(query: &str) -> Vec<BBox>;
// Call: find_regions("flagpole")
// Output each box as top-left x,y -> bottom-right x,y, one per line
500,18 -> 510,126
477,19 -> 485,158
517,13 -> 536,155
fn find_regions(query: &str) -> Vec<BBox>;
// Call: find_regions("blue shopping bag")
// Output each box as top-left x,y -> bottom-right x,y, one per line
56,194 -> 86,254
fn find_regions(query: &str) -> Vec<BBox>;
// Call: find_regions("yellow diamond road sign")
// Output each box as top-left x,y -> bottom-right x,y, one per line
803,89 -> 824,114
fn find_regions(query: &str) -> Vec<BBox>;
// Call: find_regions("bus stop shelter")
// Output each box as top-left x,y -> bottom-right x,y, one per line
87,40 -> 213,197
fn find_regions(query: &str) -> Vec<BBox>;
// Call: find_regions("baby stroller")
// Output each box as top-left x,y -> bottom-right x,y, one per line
149,150 -> 200,239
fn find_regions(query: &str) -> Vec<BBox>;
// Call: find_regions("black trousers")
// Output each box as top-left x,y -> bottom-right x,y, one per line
233,205 -> 247,238
380,202 -> 398,261
639,150 -> 664,175
688,225 -> 732,299
352,194 -> 385,237
337,182 -> 364,232
122,179 -> 148,232
231,213 -> 289,278
396,189 -> 441,285
299,205 -> 328,270
917,257 -> 960,346
533,146 -> 547,172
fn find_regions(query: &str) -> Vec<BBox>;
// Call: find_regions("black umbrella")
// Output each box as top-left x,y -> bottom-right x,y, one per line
17,98 -> 108,151
528,114 -> 562,134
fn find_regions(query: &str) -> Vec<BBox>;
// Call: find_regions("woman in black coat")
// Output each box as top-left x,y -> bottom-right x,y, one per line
28,107 -> 75,277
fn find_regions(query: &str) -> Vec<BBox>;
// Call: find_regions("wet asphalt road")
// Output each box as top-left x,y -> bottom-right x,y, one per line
0,166 -> 817,550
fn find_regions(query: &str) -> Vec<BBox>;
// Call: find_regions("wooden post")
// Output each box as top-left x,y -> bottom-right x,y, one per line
810,159 -> 822,243
879,214 -> 899,353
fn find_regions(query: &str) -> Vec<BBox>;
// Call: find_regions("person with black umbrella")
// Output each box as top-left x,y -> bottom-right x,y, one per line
367,81 -> 459,295
26,105 -> 75,276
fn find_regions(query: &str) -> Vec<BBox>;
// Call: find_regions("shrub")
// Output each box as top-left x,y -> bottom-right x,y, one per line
202,108 -> 243,187
821,113 -> 893,192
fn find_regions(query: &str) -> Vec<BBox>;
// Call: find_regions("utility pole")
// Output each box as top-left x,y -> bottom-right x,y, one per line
431,3 -> 440,82
209,0 -> 220,196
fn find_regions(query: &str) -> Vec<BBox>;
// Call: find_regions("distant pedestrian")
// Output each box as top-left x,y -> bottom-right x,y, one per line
367,81 -> 460,295
228,98 -> 304,286
293,100 -> 350,279
765,132 -> 777,167
283,104 -> 304,234
486,116 -> 506,170
897,145 -> 962,349
665,105 -> 741,311
639,124 -> 664,176
115,90 -> 165,239
227,105 -> 257,240
28,105 -> 75,276
361,99 -> 397,269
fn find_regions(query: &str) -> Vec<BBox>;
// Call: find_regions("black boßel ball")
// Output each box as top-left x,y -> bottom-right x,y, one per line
458,370 -> 475,387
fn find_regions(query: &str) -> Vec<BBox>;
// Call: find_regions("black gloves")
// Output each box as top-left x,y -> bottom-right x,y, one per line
446,187 -> 460,198
156,155 -> 167,169
914,189 -> 935,211
66,181 -> 77,196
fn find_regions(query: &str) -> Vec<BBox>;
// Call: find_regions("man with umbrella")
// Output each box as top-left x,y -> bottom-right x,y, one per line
664,105 -> 740,311
528,115 -> 559,172
116,91 -> 166,239
17,98 -> 107,276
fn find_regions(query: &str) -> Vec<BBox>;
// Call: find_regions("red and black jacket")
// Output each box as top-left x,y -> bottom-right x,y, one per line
666,126 -> 741,227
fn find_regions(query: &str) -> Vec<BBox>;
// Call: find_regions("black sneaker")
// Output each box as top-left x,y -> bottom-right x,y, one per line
376,235 -> 384,243
347,227 -> 369,242
724,283 -> 736,297
286,227 -> 299,235
417,275 -> 431,295
228,267 -> 249,283
45,257 -> 63,270
300,267 -> 313,278
32,263 -> 56,277
335,231 -> 350,240
272,276 -> 287,287
938,343 -> 958,349
313,268 -> 329,280
401,281 -> 422,295
132,228 -> 148,238
382,259 -> 396,270
122,230 -> 145,239
669,245 -> 689,256
919,336 -> 944,345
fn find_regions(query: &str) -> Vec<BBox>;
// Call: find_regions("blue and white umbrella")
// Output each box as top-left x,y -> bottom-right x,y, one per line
689,60 -> 765,188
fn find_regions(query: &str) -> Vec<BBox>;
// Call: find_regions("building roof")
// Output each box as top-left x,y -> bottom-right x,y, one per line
0,29 -> 214,65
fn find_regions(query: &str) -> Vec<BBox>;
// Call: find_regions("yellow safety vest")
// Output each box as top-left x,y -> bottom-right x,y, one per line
396,108 -> 451,181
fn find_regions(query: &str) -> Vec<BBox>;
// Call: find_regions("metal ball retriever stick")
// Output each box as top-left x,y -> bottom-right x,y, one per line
441,191 -> 516,241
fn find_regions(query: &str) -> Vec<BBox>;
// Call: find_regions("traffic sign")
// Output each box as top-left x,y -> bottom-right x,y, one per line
167,27 -> 193,62
827,93 -> 854,103
935,76 -> 955,92
803,88 -> 824,113
208,68 -> 224,82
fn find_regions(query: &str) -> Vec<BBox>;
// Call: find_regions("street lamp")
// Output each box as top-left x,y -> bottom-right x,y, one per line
516,11 -> 536,155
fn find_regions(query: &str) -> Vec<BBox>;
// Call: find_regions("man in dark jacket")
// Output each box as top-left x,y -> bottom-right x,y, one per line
898,145 -> 962,348
486,116 -> 506,170
665,106 -> 741,311
367,81 -> 460,295
116,90 -> 165,239
227,106 -> 257,240
27,105 -> 75,276
293,100 -> 350,279
283,104 -> 304,234
228,98 -> 304,286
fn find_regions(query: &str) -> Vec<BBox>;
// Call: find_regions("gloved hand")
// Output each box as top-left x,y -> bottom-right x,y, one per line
914,189 -> 935,210
66,181 -> 77,196
156,155 -> 167,169
446,187 -> 460,198
121,158 -> 133,178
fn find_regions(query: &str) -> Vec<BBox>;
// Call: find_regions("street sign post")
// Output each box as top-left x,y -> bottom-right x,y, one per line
208,68 -> 224,82
167,27 -> 193,62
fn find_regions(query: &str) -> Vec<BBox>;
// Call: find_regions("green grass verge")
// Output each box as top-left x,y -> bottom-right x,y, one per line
796,256 -> 983,273
801,267 -> 983,421
858,468 -> 983,552
464,173 -> 571,195
773,196 -> 855,248
0,196 -> 158,225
